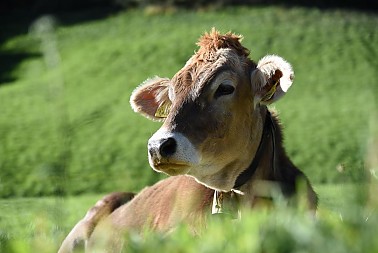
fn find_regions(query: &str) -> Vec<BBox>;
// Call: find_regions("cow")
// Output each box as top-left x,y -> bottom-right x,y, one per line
58,28 -> 317,253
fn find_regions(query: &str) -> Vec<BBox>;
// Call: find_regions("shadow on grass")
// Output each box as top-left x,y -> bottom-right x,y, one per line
0,50 -> 41,85
0,7 -> 121,86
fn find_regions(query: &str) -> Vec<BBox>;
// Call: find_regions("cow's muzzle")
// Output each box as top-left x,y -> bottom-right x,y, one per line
147,129 -> 199,175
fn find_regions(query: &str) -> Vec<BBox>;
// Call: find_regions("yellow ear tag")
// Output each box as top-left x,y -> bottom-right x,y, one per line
155,100 -> 171,118
261,80 -> 279,102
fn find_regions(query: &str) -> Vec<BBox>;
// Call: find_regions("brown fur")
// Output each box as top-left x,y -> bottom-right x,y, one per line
58,192 -> 134,253
59,29 -> 317,253
195,28 -> 250,62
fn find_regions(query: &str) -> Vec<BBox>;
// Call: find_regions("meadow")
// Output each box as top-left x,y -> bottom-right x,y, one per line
0,5 -> 377,253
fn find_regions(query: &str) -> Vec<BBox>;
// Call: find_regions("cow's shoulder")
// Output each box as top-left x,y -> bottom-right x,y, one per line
104,176 -> 213,229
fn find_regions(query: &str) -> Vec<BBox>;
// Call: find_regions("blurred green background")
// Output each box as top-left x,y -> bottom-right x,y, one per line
1,3 -> 377,198
0,1 -> 377,252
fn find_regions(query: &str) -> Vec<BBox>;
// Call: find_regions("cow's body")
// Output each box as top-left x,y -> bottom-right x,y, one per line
58,29 -> 317,253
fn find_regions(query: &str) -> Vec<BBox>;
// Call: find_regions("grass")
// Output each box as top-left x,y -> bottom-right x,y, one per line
1,183 -> 378,253
0,194 -> 103,252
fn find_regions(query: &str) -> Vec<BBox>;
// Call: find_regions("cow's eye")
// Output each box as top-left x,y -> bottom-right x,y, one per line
214,83 -> 235,99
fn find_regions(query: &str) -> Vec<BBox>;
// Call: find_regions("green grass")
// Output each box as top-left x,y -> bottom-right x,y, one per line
0,194 -> 103,252
1,183 -> 378,253
1,7 -> 377,197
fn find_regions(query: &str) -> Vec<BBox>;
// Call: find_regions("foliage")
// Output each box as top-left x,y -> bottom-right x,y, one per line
1,182 -> 378,253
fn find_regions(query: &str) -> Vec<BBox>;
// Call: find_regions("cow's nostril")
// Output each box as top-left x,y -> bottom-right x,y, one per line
159,137 -> 177,158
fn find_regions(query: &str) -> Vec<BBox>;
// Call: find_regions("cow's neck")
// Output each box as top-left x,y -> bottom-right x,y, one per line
212,108 -> 278,216
233,109 -> 275,189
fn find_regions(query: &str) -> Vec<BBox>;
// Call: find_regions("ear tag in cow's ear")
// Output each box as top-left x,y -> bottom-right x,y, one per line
155,100 -> 171,118
261,80 -> 279,103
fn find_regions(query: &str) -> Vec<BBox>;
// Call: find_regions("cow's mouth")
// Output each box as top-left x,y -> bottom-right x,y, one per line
152,162 -> 191,176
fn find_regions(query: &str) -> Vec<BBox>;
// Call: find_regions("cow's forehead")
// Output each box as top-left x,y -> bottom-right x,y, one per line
171,48 -> 249,99
168,29 -> 253,100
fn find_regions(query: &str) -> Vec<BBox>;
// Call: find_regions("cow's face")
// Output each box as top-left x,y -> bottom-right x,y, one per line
130,30 -> 293,191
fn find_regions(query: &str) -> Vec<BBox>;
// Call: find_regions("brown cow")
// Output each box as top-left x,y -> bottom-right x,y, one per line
58,29 -> 317,253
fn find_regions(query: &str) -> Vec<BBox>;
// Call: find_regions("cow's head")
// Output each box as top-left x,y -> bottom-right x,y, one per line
130,29 -> 294,191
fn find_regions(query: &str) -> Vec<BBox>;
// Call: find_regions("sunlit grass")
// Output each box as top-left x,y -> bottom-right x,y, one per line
0,7 -> 377,198
1,183 -> 378,253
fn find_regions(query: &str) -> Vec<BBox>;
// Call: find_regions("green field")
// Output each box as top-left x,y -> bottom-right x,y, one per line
0,5 -> 378,253
1,183 -> 378,252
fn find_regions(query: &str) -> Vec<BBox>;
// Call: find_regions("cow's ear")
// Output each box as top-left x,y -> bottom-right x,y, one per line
130,77 -> 171,121
251,55 -> 294,105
